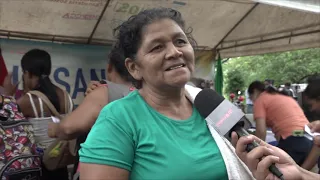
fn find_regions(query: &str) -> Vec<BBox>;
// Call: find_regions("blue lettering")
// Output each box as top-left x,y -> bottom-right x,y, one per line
12,65 -> 20,84
90,69 -> 106,81
100,69 -> 106,80
54,67 -> 71,93
90,69 -> 100,81
72,68 -> 87,99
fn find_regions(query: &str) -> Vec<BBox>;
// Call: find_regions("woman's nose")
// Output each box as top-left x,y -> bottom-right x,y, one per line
165,44 -> 182,60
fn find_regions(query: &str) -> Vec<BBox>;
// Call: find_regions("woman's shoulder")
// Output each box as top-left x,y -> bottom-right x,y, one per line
105,90 -> 140,107
55,86 -> 69,98
15,94 -> 37,118
100,90 -> 141,117
54,86 -> 73,113
94,91 -> 142,135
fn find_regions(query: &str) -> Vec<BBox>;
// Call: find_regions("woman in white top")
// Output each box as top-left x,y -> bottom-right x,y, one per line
3,49 -> 72,180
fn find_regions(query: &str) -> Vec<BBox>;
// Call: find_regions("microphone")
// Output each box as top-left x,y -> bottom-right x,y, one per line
194,88 -> 284,180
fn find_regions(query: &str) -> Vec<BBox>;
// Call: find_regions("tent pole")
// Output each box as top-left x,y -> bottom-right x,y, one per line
218,29 -> 320,50
212,3 -> 259,50
87,0 -> 111,44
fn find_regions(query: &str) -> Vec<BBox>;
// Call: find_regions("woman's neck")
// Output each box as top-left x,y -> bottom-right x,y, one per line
139,85 -> 188,110
110,76 -> 132,87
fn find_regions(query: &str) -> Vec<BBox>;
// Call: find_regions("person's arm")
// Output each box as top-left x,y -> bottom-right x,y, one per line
49,86 -> 109,140
309,120 -> 320,133
255,118 -> 267,141
2,73 -> 17,96
232,133 -> 320,180
85,81 -> 102,96
300,166 -> 320,180
253,99 -> 267,141
16,95 -> 38,118
79,106 -> 134,179
301,144 -> 320,170
80,164 -> 129,180
233,133 -> 302,180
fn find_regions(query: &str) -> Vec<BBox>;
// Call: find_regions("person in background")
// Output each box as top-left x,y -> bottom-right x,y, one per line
190,77 -> 212,89
284,82 -> 297,99
3,49 -> 73,180
47,43 -> 134,180
264,79 -> 272,87
79,8 -> 254,180
245,89 -> 253,113
302,77 -> 320,122
308,121 -> 320,147
304,77 -> 320,113
264,79 -> 278,90
248,80 -> 312,165
208,79 -> 214,89
278,86 -> 291,96
300,77 -> 320,172
204,79 -> 214,89
190,77 -> 206,89
47,43 -> 134,140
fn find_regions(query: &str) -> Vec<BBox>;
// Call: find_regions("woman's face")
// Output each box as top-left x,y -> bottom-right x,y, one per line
22,71 -> 34,90
126,19 -> 195,89
306,97 -> 320,112
249,90 -> 260,103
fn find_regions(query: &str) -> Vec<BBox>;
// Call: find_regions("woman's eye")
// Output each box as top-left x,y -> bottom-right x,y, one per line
150,45 -> 162,52
176,39 -> 187,46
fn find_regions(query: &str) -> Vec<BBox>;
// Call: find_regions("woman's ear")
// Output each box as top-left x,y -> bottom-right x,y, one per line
125,58 -> 142,81
107,63 -> 113,73
25,71 -> 33,79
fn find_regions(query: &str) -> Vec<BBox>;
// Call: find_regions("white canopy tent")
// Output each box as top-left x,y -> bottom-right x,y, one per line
0,0 -> 319,58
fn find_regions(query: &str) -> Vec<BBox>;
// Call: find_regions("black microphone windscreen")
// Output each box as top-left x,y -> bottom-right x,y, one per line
194,89 -> 225,118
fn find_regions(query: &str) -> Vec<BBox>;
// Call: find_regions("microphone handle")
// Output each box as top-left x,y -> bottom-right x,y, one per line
234,127 -> 284,180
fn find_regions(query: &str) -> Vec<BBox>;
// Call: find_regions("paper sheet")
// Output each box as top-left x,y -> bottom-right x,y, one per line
304,125 -> 320,140
51,116 -> 60,123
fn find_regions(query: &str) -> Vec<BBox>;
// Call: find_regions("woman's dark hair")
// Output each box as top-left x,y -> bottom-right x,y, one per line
108,42 -> 134,83
113,8 -> 196,88
304,77 -> 320,100
248,81 -> 278,95
21,49 -> 60,112
279,88 -> 291,96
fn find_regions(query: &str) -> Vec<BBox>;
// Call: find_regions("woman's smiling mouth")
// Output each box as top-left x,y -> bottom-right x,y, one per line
165,64 -> 186,71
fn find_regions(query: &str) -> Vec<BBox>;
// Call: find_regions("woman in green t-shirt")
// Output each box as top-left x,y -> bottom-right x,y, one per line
79,8 -> 253,180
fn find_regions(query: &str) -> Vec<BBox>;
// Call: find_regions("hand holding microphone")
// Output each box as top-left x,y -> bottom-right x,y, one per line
234,134 -> 303,180
194,89 -> 295,180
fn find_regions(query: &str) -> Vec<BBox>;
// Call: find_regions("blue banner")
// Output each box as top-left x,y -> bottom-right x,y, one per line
0,39 -> 111,106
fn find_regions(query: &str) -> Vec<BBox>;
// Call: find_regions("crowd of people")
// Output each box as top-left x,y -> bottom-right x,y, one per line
0,7 -> 320,180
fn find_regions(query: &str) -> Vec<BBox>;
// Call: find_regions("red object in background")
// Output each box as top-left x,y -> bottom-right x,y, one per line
238,96 -> 244,102
229,93 -> 235,99
0,47 -> 8,86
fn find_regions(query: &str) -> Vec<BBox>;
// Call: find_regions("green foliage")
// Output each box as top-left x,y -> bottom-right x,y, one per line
223,48 -> 320,89
224,69 -> 245,95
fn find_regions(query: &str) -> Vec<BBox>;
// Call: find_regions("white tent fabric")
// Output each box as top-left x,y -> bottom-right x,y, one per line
0,0 -> 319,58
252,0 -> 320,13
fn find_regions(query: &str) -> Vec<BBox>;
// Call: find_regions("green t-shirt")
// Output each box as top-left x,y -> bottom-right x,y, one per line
79,90 -> 228,180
